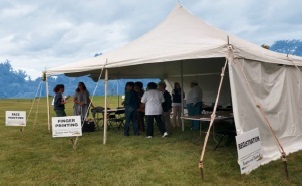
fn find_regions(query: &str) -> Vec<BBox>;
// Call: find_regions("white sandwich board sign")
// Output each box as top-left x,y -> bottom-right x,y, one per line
6,111 -> 26,126
236,128 -> 263,174
52,116 -> 82,137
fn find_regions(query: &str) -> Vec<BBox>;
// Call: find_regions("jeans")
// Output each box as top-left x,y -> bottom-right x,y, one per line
124,107 -> 139,136
187,102 -> 202,130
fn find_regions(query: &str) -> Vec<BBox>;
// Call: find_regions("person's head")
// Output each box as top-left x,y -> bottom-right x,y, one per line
174,82 -> 181,89
147,82 -> 157,90
125,82 -> 134,91
158,81 -> 166,91
53,84 -> 65,93
134,81 -> 143,91
191,80 -> 198,87
76,82 -> 87,92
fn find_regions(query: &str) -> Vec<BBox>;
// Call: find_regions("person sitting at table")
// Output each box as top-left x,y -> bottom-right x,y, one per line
124,81 -> 139,136
141,82 -> 168,138
186,80 -> 203,130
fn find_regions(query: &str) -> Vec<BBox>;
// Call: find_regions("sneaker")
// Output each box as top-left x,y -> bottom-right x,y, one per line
146,136 -> 153,139
162,132 -> 168,138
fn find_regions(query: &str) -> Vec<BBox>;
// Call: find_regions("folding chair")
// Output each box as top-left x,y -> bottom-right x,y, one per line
106,108 -> 125,130
91,107 -> 104,130
114,109 -> 125,130
213,121 -> 237,151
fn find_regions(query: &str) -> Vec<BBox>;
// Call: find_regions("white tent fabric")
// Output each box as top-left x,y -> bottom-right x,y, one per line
45,5 -> 302,170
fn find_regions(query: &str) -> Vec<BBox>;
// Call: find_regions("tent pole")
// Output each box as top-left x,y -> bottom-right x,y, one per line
180,61 -> 184,131
46,76 -> 50,132
103,69 -> 108,144
117,80 -> 119,107
199,59 -> 228,180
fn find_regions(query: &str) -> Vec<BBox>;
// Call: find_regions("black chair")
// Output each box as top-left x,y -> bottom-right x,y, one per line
107,107 -> 125,130
115,109 -> 126,130
213,121 -> 237,151
91,107 -> 104,130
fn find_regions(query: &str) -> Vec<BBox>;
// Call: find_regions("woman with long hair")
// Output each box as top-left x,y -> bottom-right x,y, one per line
73,82 -> 93,120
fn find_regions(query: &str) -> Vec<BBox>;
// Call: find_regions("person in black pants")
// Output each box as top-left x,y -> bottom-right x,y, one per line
158,81 -> 172,135
141,82 -> 168,138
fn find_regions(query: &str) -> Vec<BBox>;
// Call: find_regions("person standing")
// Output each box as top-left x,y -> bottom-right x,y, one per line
186,80 -> 203,130
124,82 -> 139,136
158,81 -> 172,135
73,82 -> 93,121
53,84 -> 69,117
141,82 -> 168,138
172,82 -> 185,127
134,81 -> 145,132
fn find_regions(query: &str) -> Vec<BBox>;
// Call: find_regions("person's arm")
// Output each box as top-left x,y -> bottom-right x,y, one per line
141,92 -> 147,104
73,92 -> 83,106
160,92 -> 165,103
73,92 -> 78,104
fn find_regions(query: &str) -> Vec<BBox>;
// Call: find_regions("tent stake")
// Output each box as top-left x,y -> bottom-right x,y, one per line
199,161 -> 204,180
282,153 -> 289,181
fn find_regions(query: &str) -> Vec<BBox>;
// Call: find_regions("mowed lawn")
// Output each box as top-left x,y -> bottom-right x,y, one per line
0,97 -> 301,184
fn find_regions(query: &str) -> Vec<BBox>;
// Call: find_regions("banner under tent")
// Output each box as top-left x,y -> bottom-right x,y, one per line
44,4 -> 302,178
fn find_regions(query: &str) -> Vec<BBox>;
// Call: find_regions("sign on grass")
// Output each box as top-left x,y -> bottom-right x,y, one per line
52,116 -> 82,138
6,111 -> 26,126
236,128 -> 262,174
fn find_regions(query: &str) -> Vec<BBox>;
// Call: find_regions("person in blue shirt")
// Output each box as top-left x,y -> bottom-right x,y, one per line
53,84 -> 69,117
123,82 -> 139,136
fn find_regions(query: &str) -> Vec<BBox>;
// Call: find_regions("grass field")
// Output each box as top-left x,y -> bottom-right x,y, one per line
0,97 -> 301,184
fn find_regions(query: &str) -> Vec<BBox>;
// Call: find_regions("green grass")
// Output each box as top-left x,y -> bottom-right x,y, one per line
0,97 -> 301,184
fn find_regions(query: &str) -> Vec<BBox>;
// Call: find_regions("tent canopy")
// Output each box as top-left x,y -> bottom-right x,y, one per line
44,4 -> 302,172
45,5 -> 302,79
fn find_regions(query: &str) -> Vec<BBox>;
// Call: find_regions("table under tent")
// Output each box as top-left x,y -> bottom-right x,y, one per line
44,4 -> 302,178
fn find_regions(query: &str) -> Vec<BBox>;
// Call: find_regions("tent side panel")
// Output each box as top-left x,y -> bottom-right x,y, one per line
229,58 -> 302,168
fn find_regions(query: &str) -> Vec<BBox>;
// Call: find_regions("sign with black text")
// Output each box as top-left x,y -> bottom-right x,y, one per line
236,128 -> 262,174
6,111 -> 26,126
52,116 -> 82,137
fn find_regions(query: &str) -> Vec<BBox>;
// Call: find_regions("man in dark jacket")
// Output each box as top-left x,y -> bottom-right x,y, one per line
124,82 -> 139,136
158,81 -> 172,135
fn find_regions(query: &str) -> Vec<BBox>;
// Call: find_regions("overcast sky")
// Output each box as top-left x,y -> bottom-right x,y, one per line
1,0 -> 302,79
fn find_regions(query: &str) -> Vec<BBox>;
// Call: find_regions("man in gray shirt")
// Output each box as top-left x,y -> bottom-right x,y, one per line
186,80 -> 203,130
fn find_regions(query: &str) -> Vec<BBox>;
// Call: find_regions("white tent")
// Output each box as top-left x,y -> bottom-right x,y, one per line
45,5 -> 302,172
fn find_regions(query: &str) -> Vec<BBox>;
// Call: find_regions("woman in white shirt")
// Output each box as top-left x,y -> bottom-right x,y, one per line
141,82 -> 168,138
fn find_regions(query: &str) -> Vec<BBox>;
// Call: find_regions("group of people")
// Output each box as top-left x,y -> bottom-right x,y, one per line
123,81 -> 187,138
53,82 -> 93,121
53,79 -> 203,137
